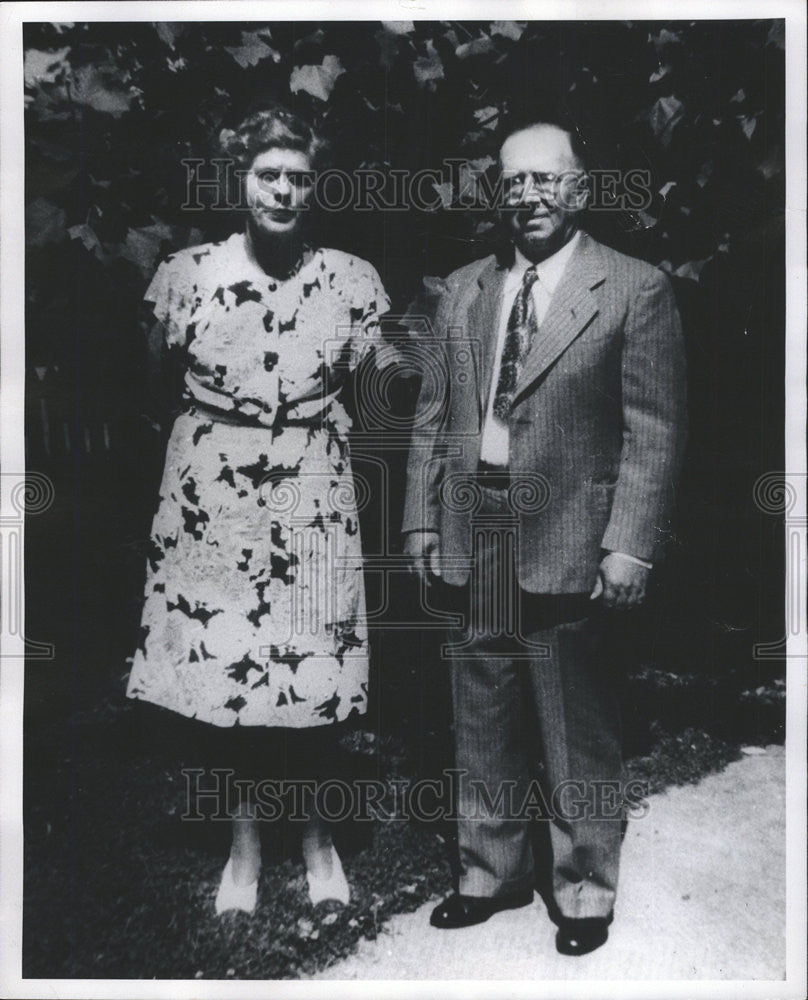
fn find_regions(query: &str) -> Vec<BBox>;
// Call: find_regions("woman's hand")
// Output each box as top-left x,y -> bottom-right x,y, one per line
403,530 -> 441,582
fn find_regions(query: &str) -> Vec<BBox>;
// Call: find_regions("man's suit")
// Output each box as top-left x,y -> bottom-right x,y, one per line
402,230 -> 687,918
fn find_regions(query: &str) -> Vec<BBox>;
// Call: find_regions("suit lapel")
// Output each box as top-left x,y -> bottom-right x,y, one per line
513,232 -> 607,401
465,259 -> 507,414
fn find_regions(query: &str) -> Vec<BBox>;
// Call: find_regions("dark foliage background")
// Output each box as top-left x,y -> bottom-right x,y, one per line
21,19 -> 786,978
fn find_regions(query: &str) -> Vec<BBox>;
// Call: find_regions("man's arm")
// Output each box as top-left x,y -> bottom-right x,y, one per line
401,283 -> 455,576
595,267 -> 687,606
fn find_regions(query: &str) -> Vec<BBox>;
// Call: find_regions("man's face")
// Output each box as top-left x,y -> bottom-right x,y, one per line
245,147 -> 314,240
500,126 -> 587,262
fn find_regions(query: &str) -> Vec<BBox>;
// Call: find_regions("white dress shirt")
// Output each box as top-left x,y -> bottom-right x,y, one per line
480,232 -> 580,467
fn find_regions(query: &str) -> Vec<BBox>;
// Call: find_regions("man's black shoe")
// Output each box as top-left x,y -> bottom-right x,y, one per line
555,914 -> 613,956
430,890 -> 534,929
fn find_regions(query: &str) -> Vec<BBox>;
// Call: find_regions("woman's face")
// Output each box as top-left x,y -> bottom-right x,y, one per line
245,147 -> 315,240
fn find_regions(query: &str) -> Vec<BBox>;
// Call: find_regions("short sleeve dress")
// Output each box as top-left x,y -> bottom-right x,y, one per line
125,233 -> 391,729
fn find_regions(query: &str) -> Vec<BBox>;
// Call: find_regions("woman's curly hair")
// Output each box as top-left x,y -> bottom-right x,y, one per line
219,103 -> 330,173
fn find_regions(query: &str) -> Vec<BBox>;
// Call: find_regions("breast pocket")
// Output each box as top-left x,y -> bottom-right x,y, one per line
570,323 -> 618,368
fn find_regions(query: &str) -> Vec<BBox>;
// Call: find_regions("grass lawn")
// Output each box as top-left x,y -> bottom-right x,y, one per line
22,663 -> 783,980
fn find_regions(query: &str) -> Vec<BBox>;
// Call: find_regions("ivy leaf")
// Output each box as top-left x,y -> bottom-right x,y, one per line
154,22 -> 186,50
649,28 -> 683,52
634,209 -> 662,231
756,148 -> 782,180
647,94 -> 684,146
432,180 -> 454,209
374,28 -> 400,69
473,105 -> 499,130
26,198 -> 67,248
289,55 -> 345,102
766,21 -> 785,50
24,47 -> 71,88
380,21 -> 414,35
24,80 -> 71,121
225,30 -> 281,68
696,161 -> 713,188
70,65 -> 135,117
455,34 -> 494,60
456,156 -> 497,204
376,21 -> 413,68
649,64 -> 671,83
118,220 -> 175,278
293,28 -> 326,50
738,115 -> 757,140
68,223 -> 106,260
674,256 -> 712,281
413,40 -> 444,89
490,21 -> 525,42
469,155 -> 497,173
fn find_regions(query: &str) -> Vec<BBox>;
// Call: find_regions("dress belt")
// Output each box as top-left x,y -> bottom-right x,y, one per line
182,401 -> 323,430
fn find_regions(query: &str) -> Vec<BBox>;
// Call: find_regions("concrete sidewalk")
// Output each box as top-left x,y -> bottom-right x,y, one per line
316,746 -> 786,981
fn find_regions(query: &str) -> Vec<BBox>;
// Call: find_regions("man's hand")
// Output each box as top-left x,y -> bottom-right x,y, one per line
403,531 -> 441,582
590,552 -> 650,610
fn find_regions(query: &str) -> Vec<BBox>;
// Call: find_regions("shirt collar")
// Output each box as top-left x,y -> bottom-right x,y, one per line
511,230 -> 581,294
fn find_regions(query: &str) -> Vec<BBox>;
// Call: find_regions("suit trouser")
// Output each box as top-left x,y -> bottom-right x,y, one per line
444,484 -> 624,919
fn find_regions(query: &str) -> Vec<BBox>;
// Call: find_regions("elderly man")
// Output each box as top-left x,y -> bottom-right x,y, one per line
402,119 -> 687,955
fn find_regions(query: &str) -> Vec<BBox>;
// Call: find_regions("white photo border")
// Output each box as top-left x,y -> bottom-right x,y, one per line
1,2 -> 805,998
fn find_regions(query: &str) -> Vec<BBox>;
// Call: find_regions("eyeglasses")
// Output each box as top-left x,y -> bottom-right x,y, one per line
502,170 -> 586,202
253,168 -> 316,191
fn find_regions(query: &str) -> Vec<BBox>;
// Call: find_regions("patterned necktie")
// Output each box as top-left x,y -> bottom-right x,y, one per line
492,266 -> 539,421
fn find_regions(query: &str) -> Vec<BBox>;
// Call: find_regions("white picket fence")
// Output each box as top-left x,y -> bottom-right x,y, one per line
27,364 -> 123,463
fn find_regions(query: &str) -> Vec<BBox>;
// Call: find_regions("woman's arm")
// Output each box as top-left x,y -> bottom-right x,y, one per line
141,306 -> 184,436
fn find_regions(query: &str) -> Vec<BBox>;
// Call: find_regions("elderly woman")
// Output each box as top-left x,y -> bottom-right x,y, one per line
126,104 -> 390,913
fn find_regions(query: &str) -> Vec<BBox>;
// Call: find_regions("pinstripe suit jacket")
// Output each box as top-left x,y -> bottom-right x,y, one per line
401,231 -> 688,593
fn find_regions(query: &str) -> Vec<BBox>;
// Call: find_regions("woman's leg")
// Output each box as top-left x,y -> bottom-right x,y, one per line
230,798 -> 262,886
287,725 -> 343,880
221,723 -> 342,884
301,811 -> 335,879
219,723 -> 346,887
212,725 -> 264,886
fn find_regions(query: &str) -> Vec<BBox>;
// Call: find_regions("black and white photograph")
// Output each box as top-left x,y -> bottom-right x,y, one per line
1,2 -> 806,996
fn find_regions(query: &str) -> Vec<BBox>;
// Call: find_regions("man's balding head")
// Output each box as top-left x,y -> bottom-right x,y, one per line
499,121 -> 589,263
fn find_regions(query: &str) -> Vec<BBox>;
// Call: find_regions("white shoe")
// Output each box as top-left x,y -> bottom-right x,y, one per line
306,844 -> 350,906
215,858 -> 258,915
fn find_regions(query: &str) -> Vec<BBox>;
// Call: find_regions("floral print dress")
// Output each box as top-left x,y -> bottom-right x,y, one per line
126,233 -> 390,728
